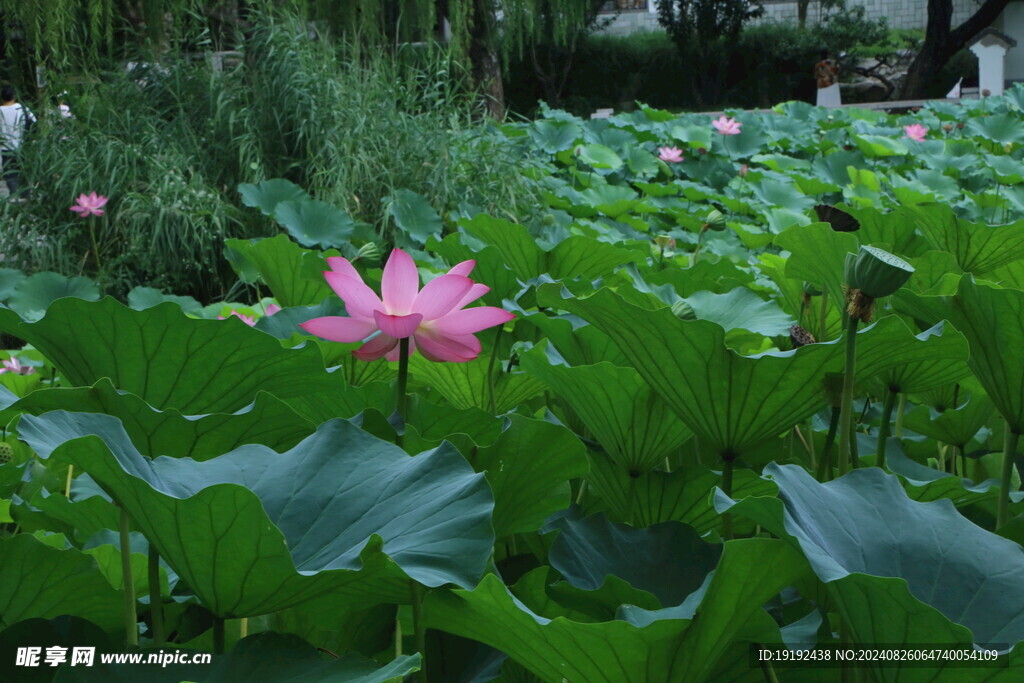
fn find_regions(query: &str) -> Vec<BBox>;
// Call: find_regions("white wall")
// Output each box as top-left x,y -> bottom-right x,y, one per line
996,1 -> 1024,81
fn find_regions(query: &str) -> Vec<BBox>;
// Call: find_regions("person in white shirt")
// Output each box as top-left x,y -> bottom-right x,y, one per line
0,85 -> 36,198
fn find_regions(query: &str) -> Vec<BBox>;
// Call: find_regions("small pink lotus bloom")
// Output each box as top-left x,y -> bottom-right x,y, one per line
0,356 -> 35,375
738,164 -> 749,178
657,146 -> 684,163
218,310 -> 257,326
904,124 -> 928,142
300,249 -> 515,363
264,303 -> 282,316
69,192 -> 109,217
712,115 -> 742,135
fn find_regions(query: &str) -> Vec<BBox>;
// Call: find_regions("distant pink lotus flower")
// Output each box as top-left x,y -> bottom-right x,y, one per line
0,356 -> 35,375
218,310 -> 257,326
301,249 -> 515,363
657,146 -> 684,163
712,116 -> 742,135
738,164 -> 749,178
69,192 -> 108,217
265,303 -> 282,316
904,124 -> 928,142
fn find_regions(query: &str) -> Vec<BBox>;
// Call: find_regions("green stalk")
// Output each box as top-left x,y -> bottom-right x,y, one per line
395,337 -> 410,449
837,315 -> 860,475
118,506 -> 137,647
410,581 -> 427,683
148,544 -> 164,646
817,405 -> 841,481
876,389 -> 897,470
997,425 -> 1020,529
213,616 -> 225,655
894,393 -> 907,438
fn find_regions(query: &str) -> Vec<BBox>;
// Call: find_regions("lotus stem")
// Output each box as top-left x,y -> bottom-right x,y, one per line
837,315 -> 860,475
64,465 -> 74,498
395,337 -> 410,449
213,616 -> 225,655
411,580 -> 427,683
721,455 -> 735,540
89,220 -> 103,276
894,393 -> 907,438
148,544 -> 163,646
692,229 -> 705,267
119,506 -> 137,647
876,389 -> 897,470
818,406 -> 841,481
997,425 -> 1020,529
818,293 -> 828,342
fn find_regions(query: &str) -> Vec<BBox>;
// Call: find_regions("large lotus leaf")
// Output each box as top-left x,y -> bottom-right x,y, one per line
529,120 -> 580,154
0,535 -> 122,636
988,155 -> 1024,184
238,178 -> 310,216
18,413 -> 495,617
126,287 -> 203,315
512,565 -> 660,624
520,343 -> 692,474
577,143 -> 623,171
386,189 -> 442,245
471,415 -> 588,537
896,276 -> 1024,431
853,134 -> 908,158
224,235 -> 335,307
903,204 -> 1024,274
885,445 -> 1020,508
7,272 -> 101,321
774,222 -> 859,304
409,355 -> 544,413
548,237 -> 638,281
0,267 -> 25,302
273,198 -> 355,249
0,379 -> 314,460
682,288 -> 795,337
522,312 -> 628,367
730,464 -> 1024,645
537,285 -> 845,457
968,113 -> 1024,144
748,178 -> 815,212
585,456 -> 777,534
425,539 -> 806,683
11,486 -> 118,542
865,321 -> 971,393
458,215 -> 544,281
902,395 -> 993,447
0,298 -> 337,414
544,511 -> 721,606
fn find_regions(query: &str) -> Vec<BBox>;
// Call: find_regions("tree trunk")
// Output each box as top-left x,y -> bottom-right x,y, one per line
798,0 -> 810,28
902,0 -> 1013,98
468,0 -> 505,119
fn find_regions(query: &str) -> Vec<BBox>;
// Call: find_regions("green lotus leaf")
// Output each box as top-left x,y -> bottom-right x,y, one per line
238,178 -> 309,216
0,379 -> 315,460
425,539 -> 806,683
126,286 -> 203,315
865,321 -> 971,393
521,342 -> 692,474
903,204 -> 1024,274
896,276 -> 1024,430
522,312 -> 628,367
224,234 -> 335,307
748,178 -> 815,213
853,134 -> 908,158
723,464 -> 1024,646
10,485 -> 118,543
529,120 -> 580,154
512,565 -> 660,623
577,143 -> 623,171
0,298 -> 338,414
0,268 -> 26,302
775,221 -> 859,305
19,413 -> 495,617
0,535 -> 122,637
537,285 -> 845,458
471,415 -> 588,537
967,113 -> 1024,144
409,354 -> 544,413
7,272 -> 101,322
385,189 -> 442,245
427,233 -> 520,303
902,395 -> 994,447
988,155 -> 1024,184
273,198 -> 355,250
682,288 -> 795,337
543,511 -> 721,607
884,445 -> 1018,508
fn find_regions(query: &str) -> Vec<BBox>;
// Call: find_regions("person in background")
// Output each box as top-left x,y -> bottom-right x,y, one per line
0,85 -> 37,199
815,49 -> 841,108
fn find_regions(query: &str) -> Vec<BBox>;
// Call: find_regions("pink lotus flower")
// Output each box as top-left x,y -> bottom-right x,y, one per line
265,303 -> 282,316
218,310 -> 257,326
69,192 -> 108,217
712,116 -> 742,135
301,249 -> 515,363
904,124 -> 928,142
738,164 -> 749,178
0,356 -> 35,375
657,146 -> 684,163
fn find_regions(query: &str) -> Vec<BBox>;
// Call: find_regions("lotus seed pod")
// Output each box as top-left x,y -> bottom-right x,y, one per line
789,324 -> 817,348
653,234 -> 676,249
943,124 -> 954,133
671,299 -> 697,320
802,282 -> 823,297
0,442 -> 13,464
843,246 -> 914,300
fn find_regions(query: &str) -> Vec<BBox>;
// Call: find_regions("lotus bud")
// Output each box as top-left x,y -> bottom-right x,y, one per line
957,122 -> 966,129
1006,143 -> 1015,154
654,234 -> 676,249
983,89 -> 991,97
802,282 -> 823,297
671,299 -> 697,320
697,147 -> 708,155
943,124 -> 954,133
789,324 -> 817,348
701,209 -> 726,232
843,246 -> 914,321
738,164 -> 749,178
355,242 -> 382,263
